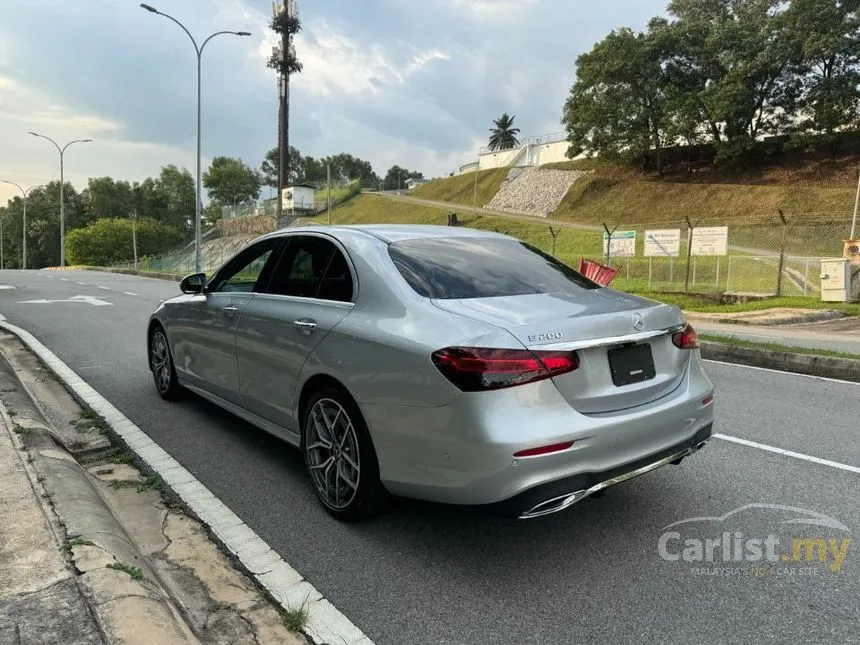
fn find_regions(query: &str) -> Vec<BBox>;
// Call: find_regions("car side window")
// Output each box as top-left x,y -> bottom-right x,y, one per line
265,236 -> 354,302
207,238 -> 281,293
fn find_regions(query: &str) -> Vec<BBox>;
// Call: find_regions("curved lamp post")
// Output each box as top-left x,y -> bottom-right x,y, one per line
28,132 -> 92,267
1,179 -> 45,269
140,3 -> 250,274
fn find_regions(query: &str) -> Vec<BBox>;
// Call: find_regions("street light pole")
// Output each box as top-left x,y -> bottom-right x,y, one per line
28,133 -> 92,267
140,3 -> 250,274
1,180 -> 44,269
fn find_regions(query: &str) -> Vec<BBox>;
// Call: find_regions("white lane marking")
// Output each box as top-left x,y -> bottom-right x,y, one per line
123,292 -> 138,297
98,285 -> 110,291
17,295 -> 112,306
77,281 -> 86,285
715,433 -> 860,475
60,278 -> 69,282
0,320 -> 373,645
0,285 -> 16,290
703,359 -> 860,386
0,313 -> 6,321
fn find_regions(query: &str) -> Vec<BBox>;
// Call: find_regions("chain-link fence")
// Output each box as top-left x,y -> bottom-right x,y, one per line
563,214 -> 853,297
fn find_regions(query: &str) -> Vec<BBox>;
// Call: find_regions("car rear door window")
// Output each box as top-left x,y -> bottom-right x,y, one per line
388,237 -> 600,299
265,235 -> 354,302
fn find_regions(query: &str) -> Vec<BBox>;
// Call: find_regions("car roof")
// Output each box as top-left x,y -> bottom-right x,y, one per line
269,223 -> 512,244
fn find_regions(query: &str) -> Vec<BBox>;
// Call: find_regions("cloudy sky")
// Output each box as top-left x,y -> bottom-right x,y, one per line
0,0 -> 666,206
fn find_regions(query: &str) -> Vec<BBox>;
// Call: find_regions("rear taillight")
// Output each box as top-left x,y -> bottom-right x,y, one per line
672,324 -> 699,350
431,347 -> 579,392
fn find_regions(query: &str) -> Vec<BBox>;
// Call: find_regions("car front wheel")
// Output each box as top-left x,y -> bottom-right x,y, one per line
149,326 -> 183,400
303,388 -> 388,521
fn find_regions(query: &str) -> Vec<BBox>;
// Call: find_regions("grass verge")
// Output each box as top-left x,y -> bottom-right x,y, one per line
700,333 -> 860,360
631,292 -> 860,316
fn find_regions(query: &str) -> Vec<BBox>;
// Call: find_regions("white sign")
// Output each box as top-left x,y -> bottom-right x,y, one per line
603,230 -> 636,258
691,226 -> 729,256
644,229 -> 681,257
18,295 -> 112,306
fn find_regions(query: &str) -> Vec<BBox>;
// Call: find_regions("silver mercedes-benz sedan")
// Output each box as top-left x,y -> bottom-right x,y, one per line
147,224 -> 714,521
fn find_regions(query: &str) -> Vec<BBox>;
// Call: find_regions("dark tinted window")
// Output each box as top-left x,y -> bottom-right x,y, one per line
388,237 -> 599,299
265,236 -> 353,302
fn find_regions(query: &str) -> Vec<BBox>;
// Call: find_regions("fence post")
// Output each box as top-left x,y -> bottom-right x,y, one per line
726,256 -> 733,292
803,258 -> 810,296
715,256 -> 720,290
549,226 -> 559,256
648,257 -> 653,291
603,223 -> 617,266
776,210 -> 789,297
692,256 -> 697,286
684,216 -> 695,293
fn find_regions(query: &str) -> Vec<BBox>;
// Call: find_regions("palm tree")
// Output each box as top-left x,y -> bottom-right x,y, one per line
488,113 -> 521,151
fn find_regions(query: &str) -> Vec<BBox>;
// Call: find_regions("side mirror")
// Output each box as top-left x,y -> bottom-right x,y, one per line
180,272 -> 207,294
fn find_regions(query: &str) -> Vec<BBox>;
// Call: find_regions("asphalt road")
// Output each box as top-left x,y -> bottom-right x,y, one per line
1,269 -> 859,645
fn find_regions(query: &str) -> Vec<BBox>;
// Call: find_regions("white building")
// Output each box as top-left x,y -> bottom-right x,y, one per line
458,131 -> 584,175
281,183 -> 316,212
405,177 -> 430,190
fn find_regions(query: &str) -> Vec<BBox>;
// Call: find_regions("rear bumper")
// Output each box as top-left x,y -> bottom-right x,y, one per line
362,351 -> 715,508
492,422 -> 713,519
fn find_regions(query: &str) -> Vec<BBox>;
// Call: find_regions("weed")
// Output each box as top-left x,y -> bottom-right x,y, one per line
137,474 -> 164,493
7,408 -> 17,417
85,448 -> 134,467
13,424 -> 31,436
281,604 -> 309,633
69,440 -> 88,450
73,410 -> 111,435
109,479 -> 142,490
106,562 -> 144,581
69,538 -> 95,547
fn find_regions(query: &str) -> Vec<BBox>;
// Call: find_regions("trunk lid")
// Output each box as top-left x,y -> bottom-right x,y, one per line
431,290 -> 690,414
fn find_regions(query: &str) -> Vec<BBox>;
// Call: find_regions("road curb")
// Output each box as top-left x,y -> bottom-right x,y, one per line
0,320 -> 374,645
700,340 -> 860,383
0,346 -> 200,645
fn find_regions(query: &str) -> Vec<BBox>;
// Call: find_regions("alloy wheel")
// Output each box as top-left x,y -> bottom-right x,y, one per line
305,398 -> 361,510
150,330 -> 172,394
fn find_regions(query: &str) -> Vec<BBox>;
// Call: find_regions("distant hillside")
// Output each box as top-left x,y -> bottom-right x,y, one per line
411,155 -> 860,227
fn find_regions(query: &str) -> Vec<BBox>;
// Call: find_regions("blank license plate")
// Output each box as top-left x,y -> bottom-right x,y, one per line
607,343 -> 656,386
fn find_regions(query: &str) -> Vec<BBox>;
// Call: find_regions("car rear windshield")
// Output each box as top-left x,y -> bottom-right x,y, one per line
388,237 -> 600,299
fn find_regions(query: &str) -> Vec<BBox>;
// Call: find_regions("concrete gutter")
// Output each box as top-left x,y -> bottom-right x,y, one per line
700,340 -> 860,382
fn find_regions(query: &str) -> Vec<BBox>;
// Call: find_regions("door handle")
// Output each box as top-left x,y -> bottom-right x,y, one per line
222,306 -> 239,316
293,319 -> 317,333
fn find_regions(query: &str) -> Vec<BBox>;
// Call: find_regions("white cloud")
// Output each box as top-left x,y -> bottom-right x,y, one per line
278,20 -> 449,97
0,74 -> 196,207
447,0 -> 541,22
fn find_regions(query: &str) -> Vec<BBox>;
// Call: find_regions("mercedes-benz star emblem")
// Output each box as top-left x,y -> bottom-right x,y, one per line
632,312 -> 645,331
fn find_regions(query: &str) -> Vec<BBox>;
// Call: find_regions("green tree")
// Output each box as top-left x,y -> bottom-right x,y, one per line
563,27 -> 670,172
81,177 -> 134,222
261,146 -> 303,188
157,165 -> 195,232
659,0 -> 797,165
326,153 -> 380,188
384,165 -> 423,190
65,217 -> 183,266
488,113 -> 521,151
203,156 -> 262,206
788,0 -> 860,155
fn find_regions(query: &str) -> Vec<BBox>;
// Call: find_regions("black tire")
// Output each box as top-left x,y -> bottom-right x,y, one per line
302,387 -> 388,521
149,326 -> 184,401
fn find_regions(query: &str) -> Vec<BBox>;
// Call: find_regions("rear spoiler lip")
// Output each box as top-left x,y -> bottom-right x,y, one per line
531,323 -> 687,352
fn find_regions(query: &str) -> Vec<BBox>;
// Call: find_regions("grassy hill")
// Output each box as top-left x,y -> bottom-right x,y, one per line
412,157 -> 859,228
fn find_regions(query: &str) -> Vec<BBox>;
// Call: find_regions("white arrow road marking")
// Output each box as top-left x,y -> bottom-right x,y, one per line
0,285 -> 16,290
17,295 -> 112,306
98,285 -> 110,290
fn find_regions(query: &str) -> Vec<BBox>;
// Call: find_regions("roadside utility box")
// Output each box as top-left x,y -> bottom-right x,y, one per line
821,240 -> 860,302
